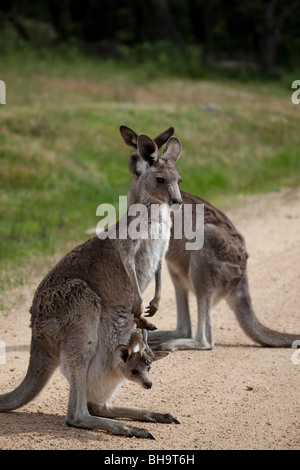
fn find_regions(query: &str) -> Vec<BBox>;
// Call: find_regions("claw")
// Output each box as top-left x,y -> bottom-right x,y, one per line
145,302 -> 158,317
145,311 -> 155,318
147,432 -> 156,440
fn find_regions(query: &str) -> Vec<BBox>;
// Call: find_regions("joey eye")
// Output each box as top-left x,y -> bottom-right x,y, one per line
131,370 -> 139,375
156,177 -> 165,184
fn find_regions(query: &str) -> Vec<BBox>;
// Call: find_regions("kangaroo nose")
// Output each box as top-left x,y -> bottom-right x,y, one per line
172,197 -> 182,208
145,381 -> 152,389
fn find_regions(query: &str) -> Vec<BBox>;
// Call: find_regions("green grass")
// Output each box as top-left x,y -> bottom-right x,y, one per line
1,49 -> 300,291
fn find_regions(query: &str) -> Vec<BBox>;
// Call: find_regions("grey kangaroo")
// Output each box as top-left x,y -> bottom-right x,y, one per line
0,133 -> 182,438
120,125 -> 300,351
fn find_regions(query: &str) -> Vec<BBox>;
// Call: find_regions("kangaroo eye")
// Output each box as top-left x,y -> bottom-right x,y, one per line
156,177 -> 165,184
131,370 -> 139,375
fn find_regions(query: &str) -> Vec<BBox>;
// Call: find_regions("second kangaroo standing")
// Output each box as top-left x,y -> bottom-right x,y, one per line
0,134 -> 182,438
120,125 -> 300,351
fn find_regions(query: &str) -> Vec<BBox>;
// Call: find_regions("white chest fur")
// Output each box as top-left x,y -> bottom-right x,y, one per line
135,203 -> 171,293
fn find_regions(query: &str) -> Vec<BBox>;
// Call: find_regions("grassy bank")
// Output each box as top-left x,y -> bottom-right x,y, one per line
1,49 -> 299,292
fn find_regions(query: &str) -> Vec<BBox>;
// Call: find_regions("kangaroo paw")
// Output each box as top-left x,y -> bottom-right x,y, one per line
134,316 -> 157,331
145,301 -> 158,317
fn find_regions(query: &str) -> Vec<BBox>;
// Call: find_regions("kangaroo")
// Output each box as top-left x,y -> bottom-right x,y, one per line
86,328 -> 173,437
0,134 -> 182,438
120,125 -> 300,351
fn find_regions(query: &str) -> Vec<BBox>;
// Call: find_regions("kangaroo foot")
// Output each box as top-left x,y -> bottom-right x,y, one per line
66,413 -> 155,439
148,328 -> 192,344
156,337 -> 214,351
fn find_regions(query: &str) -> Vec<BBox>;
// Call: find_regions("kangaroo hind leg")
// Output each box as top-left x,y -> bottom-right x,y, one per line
61,307 -> 152,438
149,265 -> 192,349
156,285 -> 213,351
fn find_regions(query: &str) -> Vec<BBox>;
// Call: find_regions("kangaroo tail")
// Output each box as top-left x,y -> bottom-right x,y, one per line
0,337 -> 58,412
228,275 -> 300,347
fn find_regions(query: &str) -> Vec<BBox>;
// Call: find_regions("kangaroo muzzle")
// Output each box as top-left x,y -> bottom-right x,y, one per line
144,380 -> 152,389
169,192 -> 183,211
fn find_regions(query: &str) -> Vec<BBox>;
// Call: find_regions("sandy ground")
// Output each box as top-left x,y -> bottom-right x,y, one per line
0,187 -> 300,451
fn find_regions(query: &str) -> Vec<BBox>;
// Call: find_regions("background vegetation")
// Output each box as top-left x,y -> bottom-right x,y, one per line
0,1 -> 300,296
2,0 -> 300,76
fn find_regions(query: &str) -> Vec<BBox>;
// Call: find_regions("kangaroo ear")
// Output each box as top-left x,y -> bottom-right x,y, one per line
154,126 -> 175,149
117,345 -> 131,363
152,350 -> 169,361
120,126 -> 138,149
137,134 -> 159,166
162,137 -> 182,165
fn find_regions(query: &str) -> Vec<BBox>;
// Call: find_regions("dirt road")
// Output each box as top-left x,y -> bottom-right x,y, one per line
0,188 -> 299,450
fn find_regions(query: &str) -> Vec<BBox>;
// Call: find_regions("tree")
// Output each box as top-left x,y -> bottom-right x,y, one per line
0,0 -> 30,41
137,0 -> 185,47
255,0 -> 300,75
188,0 -> 216,63
48,0 -> 70,43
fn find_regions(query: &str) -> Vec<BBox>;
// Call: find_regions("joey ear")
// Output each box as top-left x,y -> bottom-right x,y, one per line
154,126 -> 175,149
152,350 -> 169,362
117,345 -> 131,363
162,137 -> 182,165
129,338 -> 140,352
120,126 -> 138,149
137,134 -> 159,166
